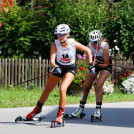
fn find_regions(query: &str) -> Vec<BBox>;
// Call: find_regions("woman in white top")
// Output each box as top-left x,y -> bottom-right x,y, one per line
71,30 -> 112,120
26,24 -> 95,124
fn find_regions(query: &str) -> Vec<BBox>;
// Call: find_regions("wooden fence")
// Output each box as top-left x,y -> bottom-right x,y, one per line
111,54 -> 133,88
0,58 -> 54,89
0,56 -> 133,89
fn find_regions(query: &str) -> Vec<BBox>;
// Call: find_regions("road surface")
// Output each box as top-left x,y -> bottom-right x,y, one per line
0,101 -> 134,134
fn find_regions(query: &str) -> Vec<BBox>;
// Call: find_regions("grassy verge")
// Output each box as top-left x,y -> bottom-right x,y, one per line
0,87 -> 134,108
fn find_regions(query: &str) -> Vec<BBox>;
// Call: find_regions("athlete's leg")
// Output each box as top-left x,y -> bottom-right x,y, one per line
95,70 -> 110,105
55,72 -> 74,123
71,71 -> 97,117
26,75 -> 61,120
59,72 -> 74,108
39,75 -> 61,103
81,71 -> 97,103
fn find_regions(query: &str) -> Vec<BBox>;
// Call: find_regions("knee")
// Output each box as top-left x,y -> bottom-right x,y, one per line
60,86 -> 67,95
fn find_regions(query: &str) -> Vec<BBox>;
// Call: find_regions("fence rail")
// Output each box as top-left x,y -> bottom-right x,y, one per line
0,56 -> 133,89
0,58 -> 54,89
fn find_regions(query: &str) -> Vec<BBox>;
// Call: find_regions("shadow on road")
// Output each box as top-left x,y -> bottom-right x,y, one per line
43,106 -> 134,128
0,106 -> 134,128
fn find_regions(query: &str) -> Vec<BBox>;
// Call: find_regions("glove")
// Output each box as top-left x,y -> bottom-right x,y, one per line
51,66 -> 62,74
88,62 -> 95,74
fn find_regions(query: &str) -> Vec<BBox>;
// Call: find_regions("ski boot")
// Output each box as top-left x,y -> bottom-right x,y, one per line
51,107 -> 65,128
64,104 -> 85,119
26,101 -> 43,120
91,108 -> 102,122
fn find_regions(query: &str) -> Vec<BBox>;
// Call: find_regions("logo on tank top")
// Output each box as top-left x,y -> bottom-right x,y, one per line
60,54 -> 71,63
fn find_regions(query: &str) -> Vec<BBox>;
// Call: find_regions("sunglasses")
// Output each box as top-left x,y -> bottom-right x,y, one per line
57,34 -> 66,38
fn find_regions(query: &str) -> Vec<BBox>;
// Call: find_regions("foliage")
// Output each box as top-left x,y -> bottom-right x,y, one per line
70,53 -> 88,87
102,77 -> 114,95
0,0 -> 133,59
1,86 -> 134,108
118,72 -> 131,85
0,1 -> 51,58
104,0 -> 134,57
120,73 -> 134,94
0,0 -> 110,58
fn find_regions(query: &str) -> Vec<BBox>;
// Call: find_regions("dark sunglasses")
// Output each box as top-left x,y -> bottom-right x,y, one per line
57,34 -> 66,38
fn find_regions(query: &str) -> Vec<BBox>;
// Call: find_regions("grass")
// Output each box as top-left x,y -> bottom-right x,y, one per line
0,86 -> 134,108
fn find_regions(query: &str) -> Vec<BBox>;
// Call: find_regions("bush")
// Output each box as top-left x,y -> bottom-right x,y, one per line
70,53 -> 88,87
104,0 -> 134,57
120,73 -> 134,94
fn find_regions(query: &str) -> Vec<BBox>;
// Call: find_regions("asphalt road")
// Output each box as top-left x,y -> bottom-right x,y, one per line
0,101 -> 134,134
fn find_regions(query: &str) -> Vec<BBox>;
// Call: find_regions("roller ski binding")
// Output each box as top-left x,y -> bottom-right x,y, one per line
64,104 -> 85,119
91,108 -> 102,122
63,113 -> 85,119
51,107 -> 65,128
51,117 -> 65,128
15,115 -> 45,123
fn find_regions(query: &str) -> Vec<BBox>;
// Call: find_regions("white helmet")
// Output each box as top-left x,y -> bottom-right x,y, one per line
89,30 -> 102,42
54,24 -> 70,34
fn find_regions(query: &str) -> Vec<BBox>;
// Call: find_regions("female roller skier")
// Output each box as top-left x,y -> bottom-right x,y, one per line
71,30 -> 112,121
25,24 -> 95,125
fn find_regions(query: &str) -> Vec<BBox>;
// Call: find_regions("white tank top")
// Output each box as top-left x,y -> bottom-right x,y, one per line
55,38 -> 76,66
89,41 -> 111,58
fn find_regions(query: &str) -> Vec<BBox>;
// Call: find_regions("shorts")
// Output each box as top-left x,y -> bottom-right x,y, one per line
53,65 -> 77,78
94,56 -> 112,74
95,65 -> 112,74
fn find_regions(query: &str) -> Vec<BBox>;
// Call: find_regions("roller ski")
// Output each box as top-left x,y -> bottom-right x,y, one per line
15,115 -> 45,123
64,104 -> 85,119
63,113 -> 85,119
51,117 -> 65,128
15,101 -> 44,123
51,107 -> 65,128
91,108 -> 102,122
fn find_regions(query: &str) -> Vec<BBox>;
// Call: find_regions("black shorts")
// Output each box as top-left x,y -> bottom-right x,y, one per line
53,65 -> 77,78
94,56 -> 112,74
95,65 -> 112,74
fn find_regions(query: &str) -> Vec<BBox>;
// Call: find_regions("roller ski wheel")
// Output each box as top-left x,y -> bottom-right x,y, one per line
63,113 -> 85,119
15,116 -> 45,123
91,115 -> 102,122
50,120 -> 65,128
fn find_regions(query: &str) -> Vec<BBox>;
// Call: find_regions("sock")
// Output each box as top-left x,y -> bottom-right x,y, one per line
37,101 -> 44,108
80,101 -> 86,108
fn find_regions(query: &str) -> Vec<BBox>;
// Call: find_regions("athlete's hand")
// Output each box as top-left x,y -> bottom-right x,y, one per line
51,66 -> 62,74
88,62 -> 95,74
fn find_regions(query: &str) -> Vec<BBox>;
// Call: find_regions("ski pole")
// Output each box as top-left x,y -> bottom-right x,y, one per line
10,72 -> 54,87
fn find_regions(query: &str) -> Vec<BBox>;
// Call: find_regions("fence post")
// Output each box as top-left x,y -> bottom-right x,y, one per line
39,57 -> 41,90
11,58 -> 14,86
5,58 -> 7,86
25,58 -> 28,89
8,58 -> 10,87
15,59 -> 17,85
32,59 -> 34,85
42,59 -> 45,89
22,58 -> 24,87
18,58 -> 21,85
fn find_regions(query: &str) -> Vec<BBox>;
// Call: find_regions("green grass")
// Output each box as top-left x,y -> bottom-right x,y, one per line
0,86 -> 134,108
